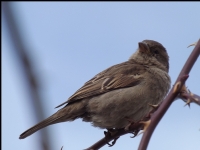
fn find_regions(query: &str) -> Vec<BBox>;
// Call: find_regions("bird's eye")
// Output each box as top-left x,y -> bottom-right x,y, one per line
154,50 -> 159,54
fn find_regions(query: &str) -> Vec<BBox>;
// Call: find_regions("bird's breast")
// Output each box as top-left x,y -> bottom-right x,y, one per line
145,67 -> 171,102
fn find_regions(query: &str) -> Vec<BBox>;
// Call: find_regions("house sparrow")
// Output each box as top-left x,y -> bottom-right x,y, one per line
19,40 -> 171,139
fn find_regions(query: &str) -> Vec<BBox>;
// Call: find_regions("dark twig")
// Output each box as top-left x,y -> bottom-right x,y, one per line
2,2 -> 53,150
138,39 -> 200,150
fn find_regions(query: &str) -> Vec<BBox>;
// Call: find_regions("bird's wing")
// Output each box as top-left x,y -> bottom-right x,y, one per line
55,60 -> 146,108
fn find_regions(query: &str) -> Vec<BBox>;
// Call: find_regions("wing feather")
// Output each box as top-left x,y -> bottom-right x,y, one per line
55,60 -> 146,108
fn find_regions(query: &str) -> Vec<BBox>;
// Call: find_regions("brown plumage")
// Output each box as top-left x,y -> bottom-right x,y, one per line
19,40 -> 171,139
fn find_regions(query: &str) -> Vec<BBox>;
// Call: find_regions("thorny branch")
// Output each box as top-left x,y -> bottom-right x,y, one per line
178,85 -> 200,106
85,40 -> 200,150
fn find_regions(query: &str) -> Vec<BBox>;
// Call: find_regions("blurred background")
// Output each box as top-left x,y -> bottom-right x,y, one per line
2,2 -> 200,150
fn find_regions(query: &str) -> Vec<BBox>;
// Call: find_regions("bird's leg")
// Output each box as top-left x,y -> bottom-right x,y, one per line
124,117 -> 142,138
104,128 -> 120,147
124,102 -> 160,138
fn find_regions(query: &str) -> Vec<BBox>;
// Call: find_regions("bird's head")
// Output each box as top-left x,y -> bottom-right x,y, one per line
130,40 -> 169,72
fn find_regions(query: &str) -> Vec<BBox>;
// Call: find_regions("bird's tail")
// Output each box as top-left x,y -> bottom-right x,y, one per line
19,111 -> 64,139
19,101 -> 86,139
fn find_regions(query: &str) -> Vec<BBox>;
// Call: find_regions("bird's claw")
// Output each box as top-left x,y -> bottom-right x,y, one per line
108,136 -> 119,147
104,129 -> 119,147
124,117 -> 144,138
130,129 -> 140,138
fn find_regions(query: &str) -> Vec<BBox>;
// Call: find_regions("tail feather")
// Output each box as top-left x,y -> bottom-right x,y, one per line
19,101 -> 86,139
19,113 -> 62,139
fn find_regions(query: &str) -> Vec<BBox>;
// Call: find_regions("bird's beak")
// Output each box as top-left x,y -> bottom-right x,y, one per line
138,42 -> 150,53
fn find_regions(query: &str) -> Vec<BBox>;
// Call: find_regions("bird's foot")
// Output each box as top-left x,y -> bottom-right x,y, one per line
104,129 -> 120,147
124,117 -> 142,138
130,129 -> 140,138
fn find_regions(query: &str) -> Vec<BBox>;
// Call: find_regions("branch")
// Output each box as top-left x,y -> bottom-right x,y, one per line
85,39 -> 200,150
2,2 -> 53,150
178,85 -> 200,106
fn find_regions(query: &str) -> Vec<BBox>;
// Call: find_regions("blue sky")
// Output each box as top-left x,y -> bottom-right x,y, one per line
2,2 -> 200,150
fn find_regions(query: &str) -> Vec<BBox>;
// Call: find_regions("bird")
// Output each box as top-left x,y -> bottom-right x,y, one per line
19,40 -> 171,139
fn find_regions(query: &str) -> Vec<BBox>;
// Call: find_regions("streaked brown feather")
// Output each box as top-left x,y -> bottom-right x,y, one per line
56,60 -> 146,108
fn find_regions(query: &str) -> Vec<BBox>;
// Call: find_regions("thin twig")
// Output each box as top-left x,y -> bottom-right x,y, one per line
2,2 -> 53,150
